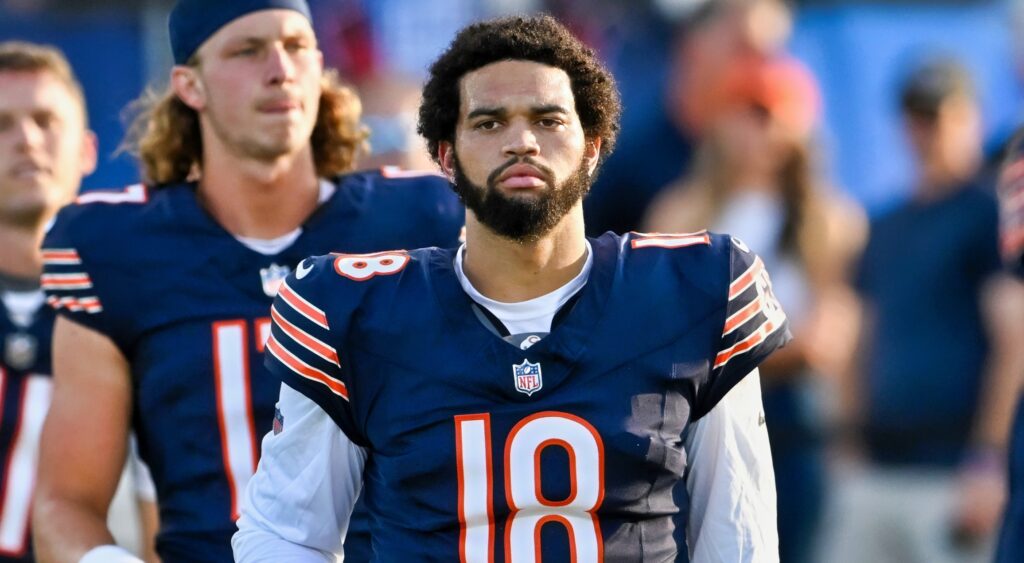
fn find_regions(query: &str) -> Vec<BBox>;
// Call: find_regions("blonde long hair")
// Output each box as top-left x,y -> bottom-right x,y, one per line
122,68 -> 367,185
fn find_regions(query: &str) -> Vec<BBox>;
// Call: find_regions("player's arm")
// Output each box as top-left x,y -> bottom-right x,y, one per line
233,383 -> 366,562
33,316 -> 143,562
955,274 -> 1024,537
684,369 -> 779,563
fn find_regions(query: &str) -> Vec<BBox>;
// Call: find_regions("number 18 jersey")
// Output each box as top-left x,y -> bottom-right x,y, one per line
265,231 -> 790,561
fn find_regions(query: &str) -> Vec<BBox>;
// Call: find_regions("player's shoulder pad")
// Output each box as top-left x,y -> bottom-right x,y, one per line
335,168 -> 462,221
623,230 -> 732,264
283,249 -> 424,321
45,183 -> 152,251
621,230 -> 743,295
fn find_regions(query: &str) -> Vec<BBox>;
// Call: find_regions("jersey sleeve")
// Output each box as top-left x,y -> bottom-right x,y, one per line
263,256 -> 368,446
684,370 -> 778,560
234,384 -> 365,562
40,207 -> 122,345
383,169 -> 465,249
696,237 -> 791,418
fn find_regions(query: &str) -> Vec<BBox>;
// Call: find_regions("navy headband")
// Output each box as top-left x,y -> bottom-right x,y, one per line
169,0 -> 313,65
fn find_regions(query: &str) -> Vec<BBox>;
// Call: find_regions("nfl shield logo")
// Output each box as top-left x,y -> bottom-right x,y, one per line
4,333 -> 37,371
513,359 -> 543,396
259,263 -> 291,297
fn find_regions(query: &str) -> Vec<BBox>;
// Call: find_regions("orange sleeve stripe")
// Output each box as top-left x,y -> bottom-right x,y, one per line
714,318 -> 781,369
270,305 -> 340,366
728,257 -> 763,300
630,233 -> 711,249
278,282 -> 328,329
722,296 -> 764,335
266,335 -> 348,400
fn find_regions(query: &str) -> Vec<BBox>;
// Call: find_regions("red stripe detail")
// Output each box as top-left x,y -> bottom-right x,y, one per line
723,296 -> 763,335
728,258 -> 764,300
40,250 -> 79,260
278,283 -> 328,329
270,306 -> 339,365
630,232 -> 711,249
715,319 -> 779,369
266,336 -> 348,399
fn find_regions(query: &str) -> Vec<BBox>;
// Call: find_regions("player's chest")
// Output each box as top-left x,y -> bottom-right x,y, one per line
347,325 -> 714,481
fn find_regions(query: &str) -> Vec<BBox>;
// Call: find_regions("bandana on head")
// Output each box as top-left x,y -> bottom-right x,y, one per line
169,0 -> 313,65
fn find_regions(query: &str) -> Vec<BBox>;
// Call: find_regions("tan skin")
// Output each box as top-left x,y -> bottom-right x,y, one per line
32,10 -> 327,562
437,60 -> 600,303
0,71 -> 96,279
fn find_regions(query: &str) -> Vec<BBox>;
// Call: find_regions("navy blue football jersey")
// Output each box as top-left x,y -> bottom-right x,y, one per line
266,231 -> 790,561
0,291 -> 53,563
41,170 -> 464,562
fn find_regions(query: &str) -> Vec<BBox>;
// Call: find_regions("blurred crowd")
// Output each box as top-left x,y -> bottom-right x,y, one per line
3,0 -> 1024,561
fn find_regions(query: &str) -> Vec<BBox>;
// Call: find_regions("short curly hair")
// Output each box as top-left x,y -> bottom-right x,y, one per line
418,15 -> 621,165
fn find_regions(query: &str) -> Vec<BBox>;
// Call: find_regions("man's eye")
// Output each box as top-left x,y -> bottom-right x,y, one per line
538,118 -> 563,127
34,113 -> 54,130
476,121 -> 500,131
234,47 -> 258,57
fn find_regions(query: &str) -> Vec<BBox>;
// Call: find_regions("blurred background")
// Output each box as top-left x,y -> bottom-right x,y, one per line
1,0 -> 1020,210
4,1 -> 1024,561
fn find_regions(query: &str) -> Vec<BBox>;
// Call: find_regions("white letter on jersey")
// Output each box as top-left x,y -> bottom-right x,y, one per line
213,321 -> 259,521
0,372 -> 52,555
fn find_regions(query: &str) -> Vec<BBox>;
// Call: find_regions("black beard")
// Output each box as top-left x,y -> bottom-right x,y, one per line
451,154 -> 592,242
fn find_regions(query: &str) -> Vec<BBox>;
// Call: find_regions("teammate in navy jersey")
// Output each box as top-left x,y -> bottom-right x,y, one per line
0,42 -> 98,563
31,2 -> 463,562
995,127 -> 1024,563
236,16 -> 789,561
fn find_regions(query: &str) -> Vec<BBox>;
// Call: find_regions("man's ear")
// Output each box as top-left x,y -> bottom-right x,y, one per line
438,141 -> 455,180
79,129 -> 98,177
171,66 -> 206,111
584,137 -> 602,177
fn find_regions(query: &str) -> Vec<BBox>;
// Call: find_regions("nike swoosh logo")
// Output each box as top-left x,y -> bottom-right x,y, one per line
296,259 -> 313,279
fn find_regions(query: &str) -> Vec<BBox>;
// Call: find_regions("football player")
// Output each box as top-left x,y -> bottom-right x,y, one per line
995,126 -> 1024,563
0,41 -> 104,562
236,15 -> 788,561
31,2 -> 464,562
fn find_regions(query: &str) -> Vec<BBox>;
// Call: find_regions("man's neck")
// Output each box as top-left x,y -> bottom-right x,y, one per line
198,143 -> 322,239
914,159 -> 978,202
461,206 -> 589,303
0,222 -> 45,280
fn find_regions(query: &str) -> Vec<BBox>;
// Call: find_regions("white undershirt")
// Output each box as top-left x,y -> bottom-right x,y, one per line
233,247 -> 778,562
233,180 -> 336,256
454,242 -> 593,336
1,290 -> 45,328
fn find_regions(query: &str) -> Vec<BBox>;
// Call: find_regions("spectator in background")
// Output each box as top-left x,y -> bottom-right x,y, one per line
0,41 -> 157,562
644,54 -> 865,563
356,73 -> 435,172
585,0 -> 793,236
829,58 -> 1024,563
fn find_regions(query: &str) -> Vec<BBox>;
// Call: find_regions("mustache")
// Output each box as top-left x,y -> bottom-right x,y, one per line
486,157 -> 555,187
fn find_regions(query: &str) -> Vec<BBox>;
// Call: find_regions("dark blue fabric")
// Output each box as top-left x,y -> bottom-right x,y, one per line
996,396 -> 1024,562
169,0 -> 312,64
855,183 -> 1001,467
42,170 -> 463,563
0,299 -> 53,563
265,232 -> 791,561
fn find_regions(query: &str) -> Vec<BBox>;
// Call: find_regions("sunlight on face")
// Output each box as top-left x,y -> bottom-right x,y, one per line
193,9 -> 323,163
